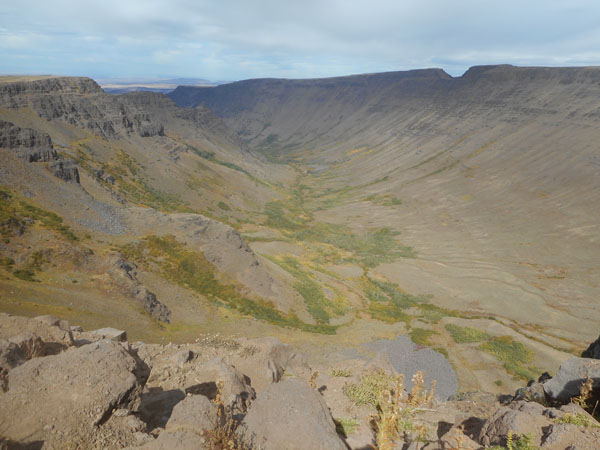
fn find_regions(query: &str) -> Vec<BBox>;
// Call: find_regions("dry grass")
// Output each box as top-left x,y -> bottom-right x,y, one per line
371,371 -> 436,450
202,381 -> 252,450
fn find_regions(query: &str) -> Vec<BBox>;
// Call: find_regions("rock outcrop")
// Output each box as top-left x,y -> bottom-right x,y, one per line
543,357 -> 600,404
0,77 -> 165,139
0,119 -> 83,184
239,378 -> 347,450
0,120 -> 58,162
582,334 -> 600,359
111,257 -> 171,323
2,313 -> 600,450
0,339 -> 148,447
50,159 -> 80,183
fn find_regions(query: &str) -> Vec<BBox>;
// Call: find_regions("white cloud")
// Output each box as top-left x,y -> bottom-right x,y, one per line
1,0 -> 600,79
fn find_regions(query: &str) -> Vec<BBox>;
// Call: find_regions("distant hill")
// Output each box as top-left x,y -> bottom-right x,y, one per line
99,77 -> 226,94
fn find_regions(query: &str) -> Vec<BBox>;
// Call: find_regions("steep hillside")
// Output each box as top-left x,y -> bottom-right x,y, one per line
2,67 -> 600,396
169,65 -> 600,392
0,76 -> 316,343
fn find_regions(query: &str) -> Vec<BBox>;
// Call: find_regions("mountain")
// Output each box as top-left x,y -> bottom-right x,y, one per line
1,66 -> 599,401
98,77 -> 221,94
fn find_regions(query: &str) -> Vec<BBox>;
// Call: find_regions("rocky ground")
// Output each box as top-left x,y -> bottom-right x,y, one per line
1,313 -> 599,449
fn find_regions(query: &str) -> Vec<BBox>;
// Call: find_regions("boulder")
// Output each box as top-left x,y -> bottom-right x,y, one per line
127,430 -> 205,450
111,257 -> 171,323
171,349 -> 193,368
171,357 -> 255,410
422,426 -> 480,450
231,337 -> 311,393
165,395 -> 218,434
0,313 -> 74,351
138,389 -> 186,430
582,334 -> 600,359
513,381 -> 547,404
0,332 -> 50,391
541,422 -> 600,450
90,327 -> 128,342
134,286 -> 171,323
479,401 -> 550,447
543,357 -> 600,404
239,378 -> 346,450
0,340 -> 148,446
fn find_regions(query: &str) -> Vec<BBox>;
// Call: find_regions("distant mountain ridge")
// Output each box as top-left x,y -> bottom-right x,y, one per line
168,64 -> 600,153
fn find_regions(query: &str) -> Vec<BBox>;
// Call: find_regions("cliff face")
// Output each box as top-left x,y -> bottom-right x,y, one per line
0,77 -> 164,139
0,120 -> 57,162
168,65 -> 600,151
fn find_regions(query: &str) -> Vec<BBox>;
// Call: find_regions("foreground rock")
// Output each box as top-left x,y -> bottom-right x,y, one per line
2,313 -> 600,449
0,340 -> 147,447
543,357 -> 600,404
239,379 -> 347,450
582,334 -> 600,359
0,313 -> 74,349
128,395 -> 218,450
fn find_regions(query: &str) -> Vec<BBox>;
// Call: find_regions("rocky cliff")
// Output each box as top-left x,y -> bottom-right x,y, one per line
0,120 -> 57,162
0,77 -> 164,139
169,65 -> 600,151
1,313 -> 599,450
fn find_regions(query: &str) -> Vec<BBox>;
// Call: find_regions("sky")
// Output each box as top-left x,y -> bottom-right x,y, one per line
1,0 -> 600,82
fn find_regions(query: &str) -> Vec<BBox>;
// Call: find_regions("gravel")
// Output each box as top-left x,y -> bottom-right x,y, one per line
364,336 -> 458,401
78,200 -> 125,235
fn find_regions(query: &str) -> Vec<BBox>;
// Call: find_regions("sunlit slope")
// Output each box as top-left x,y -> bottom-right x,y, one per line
171,65 -> 600,346
0,76 -> 309,332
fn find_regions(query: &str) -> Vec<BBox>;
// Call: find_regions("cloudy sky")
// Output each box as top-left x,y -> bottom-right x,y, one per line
1,0 -> 600,81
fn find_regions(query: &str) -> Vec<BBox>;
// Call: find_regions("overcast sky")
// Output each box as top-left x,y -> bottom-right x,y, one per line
1,0 -> 600,81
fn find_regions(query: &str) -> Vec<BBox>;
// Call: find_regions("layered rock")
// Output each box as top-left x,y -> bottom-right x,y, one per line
0,120 -> 57,162
0,77 -> 165,139
50,159 -> 80,183
111,257 -> 171,323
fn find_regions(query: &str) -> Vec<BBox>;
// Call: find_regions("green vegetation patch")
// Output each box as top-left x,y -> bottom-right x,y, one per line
343,369 -> 395,407
445,324 -> 491,343
122,235 -> 336,334
0,187 -> 78,242
263,188 -> 414,268
490,432 -> 539,450
445,323 -> 539,381
0,257 -> 15,269
330,368 -> 352,377
335,418 -> 359,437
365,194 -> 402,207
294,277 -> 330,324
479,336 -> 538,381
364,277 -> 450,326
409,328 -> 437,346
185,144 -> 267,186
368,300 -> 413,325
267,255 -> 348,323
553,413 -> 600,428
12,269 -> 38,282
217,201 -> 231,211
